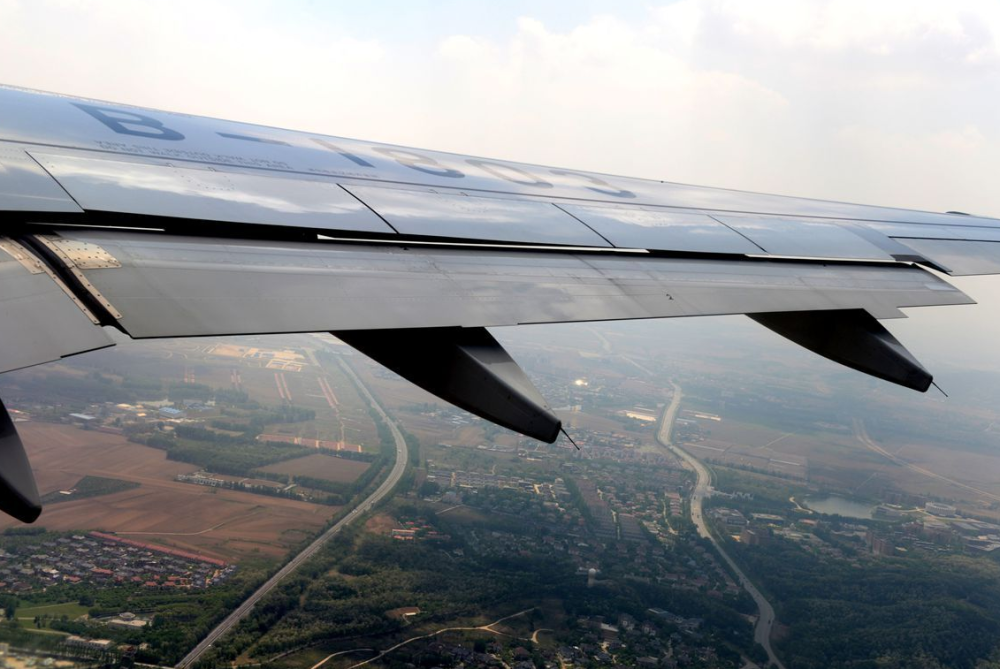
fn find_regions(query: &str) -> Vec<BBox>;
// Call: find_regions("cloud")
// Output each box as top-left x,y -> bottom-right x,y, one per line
0,0 -> 995,212
0,1 -> 995,211
427,13 -> 792,189
421,2 -> 1000,216
0,1 -> 389,126
658,0 -> 1000,75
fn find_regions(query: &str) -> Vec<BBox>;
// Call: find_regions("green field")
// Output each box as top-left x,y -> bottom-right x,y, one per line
39,475 -> 140,505
17,601 -> 89,621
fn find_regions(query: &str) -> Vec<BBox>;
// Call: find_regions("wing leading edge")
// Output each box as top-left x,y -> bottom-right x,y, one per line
0,84 -> 994,522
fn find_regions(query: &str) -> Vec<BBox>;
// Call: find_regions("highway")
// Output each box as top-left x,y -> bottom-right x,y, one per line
176,356 -> 409,668
657,383 -> 786,669
854,418 -> 1000,504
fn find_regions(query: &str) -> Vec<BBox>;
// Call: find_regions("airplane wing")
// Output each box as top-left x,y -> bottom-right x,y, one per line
0,84 -> 995,522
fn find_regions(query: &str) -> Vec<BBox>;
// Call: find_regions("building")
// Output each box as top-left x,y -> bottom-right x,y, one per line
924,502 -> 957,517
599,623 -> 619,640
158,407 -> 186,419
872,536 -> 895,556
866,529 -> 895,556
711,508 -> 747,529
65,636 -> 114,652
622,410 -> 658,423
875,505 -> 907,519
740,527 -> 770,546
618,513 -> 647,542
391,529 -> 417,541
386,606 -> 421,620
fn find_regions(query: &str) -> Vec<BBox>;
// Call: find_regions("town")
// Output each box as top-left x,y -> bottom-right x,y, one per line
0,531 -> 233,595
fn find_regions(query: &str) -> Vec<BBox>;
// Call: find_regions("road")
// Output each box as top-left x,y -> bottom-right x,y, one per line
176,356 -> 409,668
657,383 -> 785,669
310,608 -> 537,669
854,418 -> 1000,504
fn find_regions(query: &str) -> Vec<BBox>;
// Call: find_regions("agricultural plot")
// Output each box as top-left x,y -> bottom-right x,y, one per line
40,476 -> 140,505
5,424 -> 337,563
258,453 -> 369,483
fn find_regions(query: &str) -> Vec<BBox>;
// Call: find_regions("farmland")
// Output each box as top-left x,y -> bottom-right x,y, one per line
0,334 -> 394,562
258,453 -> 370,482
4,423 -> 337,563
40,476 -> 141,505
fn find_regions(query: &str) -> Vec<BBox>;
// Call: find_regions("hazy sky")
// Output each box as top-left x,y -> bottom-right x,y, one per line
2,0 -> 1000,379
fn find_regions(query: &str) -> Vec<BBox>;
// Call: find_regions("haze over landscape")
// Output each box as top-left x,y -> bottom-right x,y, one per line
0,320 -> 999,668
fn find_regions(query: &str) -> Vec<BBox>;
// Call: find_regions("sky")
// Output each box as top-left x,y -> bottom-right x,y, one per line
1,0 -> 1000,382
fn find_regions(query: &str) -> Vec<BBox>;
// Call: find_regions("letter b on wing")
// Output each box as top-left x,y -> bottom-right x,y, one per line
73,103 -> 185,141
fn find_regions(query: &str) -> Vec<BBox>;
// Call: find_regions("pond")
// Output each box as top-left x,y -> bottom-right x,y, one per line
802,495 -> 875,519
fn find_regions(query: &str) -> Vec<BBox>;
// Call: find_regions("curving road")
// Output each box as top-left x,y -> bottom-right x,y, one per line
176,356 -> 408,668
854,418 -> 1000,504
323,608 -> 536,669
657,383 -> 785,669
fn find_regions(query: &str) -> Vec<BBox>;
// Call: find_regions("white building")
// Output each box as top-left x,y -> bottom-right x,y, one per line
925,502 -> 957,517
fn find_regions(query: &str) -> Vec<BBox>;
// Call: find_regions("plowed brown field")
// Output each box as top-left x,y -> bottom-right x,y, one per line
6,424 -> 337,562
258,453 -> 369,482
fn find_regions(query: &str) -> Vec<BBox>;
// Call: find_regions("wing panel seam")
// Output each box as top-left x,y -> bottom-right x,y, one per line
708,214 -> 768,253
29,234 -> 124,320
0,236 -> 100,324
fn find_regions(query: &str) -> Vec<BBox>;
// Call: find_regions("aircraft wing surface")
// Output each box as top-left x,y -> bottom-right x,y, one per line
0,84 -> 994,522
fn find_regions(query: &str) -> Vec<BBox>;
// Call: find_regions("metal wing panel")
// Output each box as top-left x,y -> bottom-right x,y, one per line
714,214 -> 895,260
47,230 -> 971,342
864,221 -> 1000,242
890,239 -> 1000,276
31,152 -> 393,234
342,185 -> 611,246
854,223 -> 1000,274
0,147 -> 82,213
556,204 -> 760,254
0,238 -> 113,374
